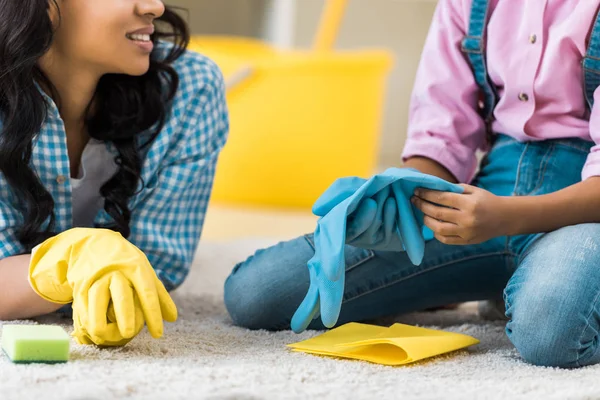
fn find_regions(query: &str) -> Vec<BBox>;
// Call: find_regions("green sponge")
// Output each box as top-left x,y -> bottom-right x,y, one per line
1,325 -> 70,364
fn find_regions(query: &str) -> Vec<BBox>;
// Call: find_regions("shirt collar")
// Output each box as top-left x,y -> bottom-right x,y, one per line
33,80 -> 61,121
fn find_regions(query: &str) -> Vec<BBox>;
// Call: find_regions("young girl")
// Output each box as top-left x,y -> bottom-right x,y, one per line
0,0 -> 228,346
225,0 -> 600,368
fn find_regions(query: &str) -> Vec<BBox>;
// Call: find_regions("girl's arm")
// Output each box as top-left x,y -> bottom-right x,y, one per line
413,177 -> 600,245
500,80 -> 600,235
404,156 -> 458,184
493,23 -> 600,235
0,255 -> 64,320
503,177 -> 600,236
401,0 -> 485,184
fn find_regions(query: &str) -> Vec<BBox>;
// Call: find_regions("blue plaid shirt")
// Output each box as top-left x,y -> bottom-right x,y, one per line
0,43 -> 229,291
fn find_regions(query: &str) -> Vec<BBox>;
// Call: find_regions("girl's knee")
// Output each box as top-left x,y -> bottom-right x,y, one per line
505,293 -> 599,368
224,268 -> 279,330
505,223 -> 600,367
507,321 -> 579,368
223,236 -> 314,330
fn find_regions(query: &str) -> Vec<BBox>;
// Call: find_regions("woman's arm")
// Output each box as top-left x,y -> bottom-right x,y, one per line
0,199 -> 64,320
0,255 -> 64,320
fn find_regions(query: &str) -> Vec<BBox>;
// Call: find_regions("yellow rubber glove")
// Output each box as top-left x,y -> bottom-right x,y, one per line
71,272 -> 147,346
28,228 -> 178,346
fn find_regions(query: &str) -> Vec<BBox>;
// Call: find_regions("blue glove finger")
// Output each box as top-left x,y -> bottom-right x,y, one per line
391,181 -> 425,265
350,196 -> 405,251
422,225 -> 435,241
346,198 -> 378,242
314,213 -> 347,282
312,177 -> 367,217
350,191 -> 392,248
319,273 -> 345,329
382,196 -> 398,248
291,293 -> 320,333
360,186 -> 390,243
291,263 -> 321,333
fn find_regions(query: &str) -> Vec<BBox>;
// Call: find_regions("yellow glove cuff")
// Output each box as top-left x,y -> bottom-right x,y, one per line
28,241 -> 74,305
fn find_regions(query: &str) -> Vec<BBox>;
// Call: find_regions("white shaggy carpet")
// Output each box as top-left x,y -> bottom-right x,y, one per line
2,238 -> 600,400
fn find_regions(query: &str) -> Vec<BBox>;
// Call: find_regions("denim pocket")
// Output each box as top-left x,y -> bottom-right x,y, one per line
520,143 -> 589,196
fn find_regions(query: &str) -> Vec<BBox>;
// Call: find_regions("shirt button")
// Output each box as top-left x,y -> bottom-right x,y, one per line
56,175 -> 67,184
529,34 -> 537,44
518,92 -> 529,102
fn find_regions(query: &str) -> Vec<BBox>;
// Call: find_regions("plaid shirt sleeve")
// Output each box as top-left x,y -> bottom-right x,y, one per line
0,199 -> 26,259
0,119 -> 26,259
124,53 -> 229,291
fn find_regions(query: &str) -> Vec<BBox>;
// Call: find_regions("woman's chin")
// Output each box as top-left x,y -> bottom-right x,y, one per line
120,60 -> 151,76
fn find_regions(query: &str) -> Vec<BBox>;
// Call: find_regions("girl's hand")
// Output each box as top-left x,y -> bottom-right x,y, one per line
412,185 -> 510,245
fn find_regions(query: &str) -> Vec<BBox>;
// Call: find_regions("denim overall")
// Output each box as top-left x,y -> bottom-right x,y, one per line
224,1 -> 600,368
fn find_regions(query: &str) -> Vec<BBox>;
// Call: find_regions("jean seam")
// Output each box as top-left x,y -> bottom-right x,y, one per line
303,234 -> 316,251
512,143 -> 529,196
507,143 -> 528,255
554,142 -> 592,154
340,251 -> 517,305
347,251 -> 376,272
503,291 -> 511,311
504,243 -> 518,282
303,234 -> 376,271
502,256 -> 520,312
575,286 -> 600,368
504,235 -> 511,266
525,143 -> 555,196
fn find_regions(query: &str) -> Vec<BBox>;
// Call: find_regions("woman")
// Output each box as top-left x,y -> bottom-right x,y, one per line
0,0 -> 228,346
225,0 -> 600,369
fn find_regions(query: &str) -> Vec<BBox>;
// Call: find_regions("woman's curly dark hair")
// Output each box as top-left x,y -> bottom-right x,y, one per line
0,0 -> 190,251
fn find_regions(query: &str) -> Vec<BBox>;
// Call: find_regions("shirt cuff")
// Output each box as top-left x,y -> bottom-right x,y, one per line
582,149 -> 600,180
402,136 -> 478,183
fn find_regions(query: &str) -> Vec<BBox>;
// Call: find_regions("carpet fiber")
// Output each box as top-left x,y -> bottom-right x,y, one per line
2,238 -> 600,400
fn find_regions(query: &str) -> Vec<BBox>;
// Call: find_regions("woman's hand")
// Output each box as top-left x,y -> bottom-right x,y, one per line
412,185 -> 510,245
28,228 -> 178,346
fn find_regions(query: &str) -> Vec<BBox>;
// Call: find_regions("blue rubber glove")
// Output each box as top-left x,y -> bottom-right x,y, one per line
312,168 -> 464,250
291,168 -> 463,333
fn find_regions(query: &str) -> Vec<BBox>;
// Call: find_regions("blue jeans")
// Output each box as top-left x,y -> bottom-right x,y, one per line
224,134 -> 600,368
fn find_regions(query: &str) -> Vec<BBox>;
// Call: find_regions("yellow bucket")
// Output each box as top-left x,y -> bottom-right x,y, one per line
189,1 -> 394,208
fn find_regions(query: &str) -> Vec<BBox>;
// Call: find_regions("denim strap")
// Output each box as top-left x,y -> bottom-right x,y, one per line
460,0 -> 498,123
583,9 -> 600,110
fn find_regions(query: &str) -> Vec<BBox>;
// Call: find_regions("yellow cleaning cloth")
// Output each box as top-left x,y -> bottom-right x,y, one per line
288,322 -> 479,366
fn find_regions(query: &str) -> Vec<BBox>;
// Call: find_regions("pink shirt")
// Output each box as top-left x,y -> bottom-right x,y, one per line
402,0 -> 600,183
